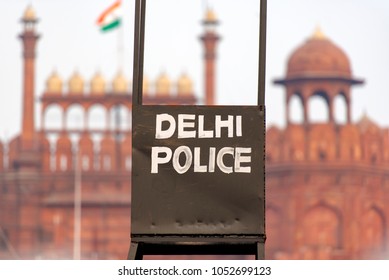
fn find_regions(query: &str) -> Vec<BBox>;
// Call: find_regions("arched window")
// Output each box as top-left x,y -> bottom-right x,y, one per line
303,205 -> 341,249
361,207 -> 386,257
308,92 -> 329,123
66,104 -> 85,130
289,94 -> 304,124
88,105 -> 107,130
44,104 -> 63,130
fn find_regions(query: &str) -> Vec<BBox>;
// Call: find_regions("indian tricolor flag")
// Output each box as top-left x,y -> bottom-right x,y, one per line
96,0 -> 122,32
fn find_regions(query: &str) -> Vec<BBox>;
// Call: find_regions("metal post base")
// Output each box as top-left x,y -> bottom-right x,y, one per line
127,235 -> 265,260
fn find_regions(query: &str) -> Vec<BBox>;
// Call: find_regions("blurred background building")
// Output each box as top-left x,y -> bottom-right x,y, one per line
0,5 -> 388,259
266,28 -> 389,259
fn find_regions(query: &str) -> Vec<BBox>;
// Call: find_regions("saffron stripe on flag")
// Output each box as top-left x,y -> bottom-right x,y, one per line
96,0 -> 122,25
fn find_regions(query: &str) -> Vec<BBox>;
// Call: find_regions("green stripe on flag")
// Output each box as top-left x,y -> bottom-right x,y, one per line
101,18 -> 121,32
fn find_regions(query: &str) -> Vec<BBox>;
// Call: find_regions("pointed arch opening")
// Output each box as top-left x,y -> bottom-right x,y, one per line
289,93 -> 304,124
303,204 -> 342,250
88,105 -> 107,131
44,104 -> 63,130
361,206 -> 386,258
308,91 -> 329,123
66,104 -> 85,130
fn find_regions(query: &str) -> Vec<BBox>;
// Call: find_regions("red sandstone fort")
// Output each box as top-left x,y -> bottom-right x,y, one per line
0,6 -> 388,260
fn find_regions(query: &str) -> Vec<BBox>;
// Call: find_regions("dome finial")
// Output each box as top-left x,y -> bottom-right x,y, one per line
23,4 -> 37,22
312,25 -> 326,40
205,8 -> 217,22
203,6 -> 219,26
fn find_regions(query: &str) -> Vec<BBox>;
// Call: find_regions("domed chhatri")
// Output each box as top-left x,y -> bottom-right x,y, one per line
46,70 -> 63,94
68,71 -> 84,94
112,70 -> 129,93
90,71 -> 106,94
287,27 -> 351,79
155,72 -> 171,96
177,72 -> 193,95
357,113 -> 380,133
274,27 -> 364,125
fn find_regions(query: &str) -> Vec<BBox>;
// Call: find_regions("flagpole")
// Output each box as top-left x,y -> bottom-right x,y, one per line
117,18 -> 125,71
97,0 -> 124,70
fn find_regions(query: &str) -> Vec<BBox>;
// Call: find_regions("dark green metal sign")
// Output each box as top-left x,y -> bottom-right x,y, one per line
132,105 -> 265,236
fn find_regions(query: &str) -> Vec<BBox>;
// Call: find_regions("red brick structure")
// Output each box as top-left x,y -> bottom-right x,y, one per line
0,6 -> 198,259
1,6 -> 388,260
266,28 -> 389,259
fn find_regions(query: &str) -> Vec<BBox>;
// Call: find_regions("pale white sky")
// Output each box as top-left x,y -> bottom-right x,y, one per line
1,0 -> 389,141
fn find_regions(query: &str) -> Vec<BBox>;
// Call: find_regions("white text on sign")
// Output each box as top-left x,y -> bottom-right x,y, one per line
151,114 -> 252,174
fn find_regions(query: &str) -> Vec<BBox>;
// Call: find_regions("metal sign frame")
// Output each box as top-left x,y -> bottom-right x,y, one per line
128,0 -> 267,260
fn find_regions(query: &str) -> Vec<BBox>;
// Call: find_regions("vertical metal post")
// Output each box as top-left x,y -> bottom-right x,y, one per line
258,0 -> 267,106
132,0 -> 147,107
129,0 -> 147,260
258,0 -> 267,260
